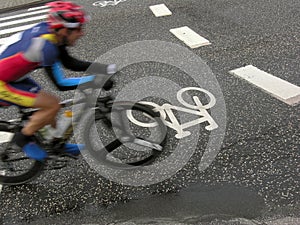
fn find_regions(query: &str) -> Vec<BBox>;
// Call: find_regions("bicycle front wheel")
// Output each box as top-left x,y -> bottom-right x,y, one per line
0,121 -> 44,186
83,101 -> 167,168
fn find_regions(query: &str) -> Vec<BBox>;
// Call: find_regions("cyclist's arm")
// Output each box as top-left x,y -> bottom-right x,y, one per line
44,46 -> 117,91
44,61 -> 115,91
58,45 -> 116,74
44,62 -> 95,91
58,45 -> 91,71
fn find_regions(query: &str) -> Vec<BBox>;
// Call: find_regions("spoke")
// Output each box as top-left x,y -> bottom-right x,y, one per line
3,157 -> 30,162
104,139 -> 122,153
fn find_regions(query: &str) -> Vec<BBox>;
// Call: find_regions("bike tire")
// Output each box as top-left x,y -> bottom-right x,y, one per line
83,101 -> 167,168
0,121 -> 44,186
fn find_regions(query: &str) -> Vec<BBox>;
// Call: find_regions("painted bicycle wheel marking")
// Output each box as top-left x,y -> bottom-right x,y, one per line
127,87 -> 218,139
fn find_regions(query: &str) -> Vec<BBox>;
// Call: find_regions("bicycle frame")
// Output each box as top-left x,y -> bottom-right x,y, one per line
0,73 -> 167,185
56,86 -> 114,143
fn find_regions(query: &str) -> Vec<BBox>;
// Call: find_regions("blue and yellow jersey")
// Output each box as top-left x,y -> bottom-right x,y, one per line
0,22 -> 59,82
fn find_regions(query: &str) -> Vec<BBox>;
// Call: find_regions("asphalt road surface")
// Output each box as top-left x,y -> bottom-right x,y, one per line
0,0 -> 299,224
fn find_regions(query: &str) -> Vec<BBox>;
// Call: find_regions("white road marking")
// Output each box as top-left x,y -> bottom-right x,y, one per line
0,8 -> 48,42
170,26 -> 211,49
0,131 -> 12,193
128,87 -> 218,139
0,15 -> 47,28
0,37 -> 7,45
149,4 -> 172,17
229,65 -> 300,106
0,131 -> 14,144
28,5 -> 49,11
0,23 -> 37,36
0,170 -> 4,193
0,9 -> 49,22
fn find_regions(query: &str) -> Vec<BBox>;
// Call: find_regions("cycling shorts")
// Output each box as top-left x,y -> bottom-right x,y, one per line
0,78 -> 41,107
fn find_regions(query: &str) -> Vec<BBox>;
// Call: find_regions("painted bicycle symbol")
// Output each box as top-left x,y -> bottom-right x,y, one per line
127,87 -> 219,139
93,0 -> 127,7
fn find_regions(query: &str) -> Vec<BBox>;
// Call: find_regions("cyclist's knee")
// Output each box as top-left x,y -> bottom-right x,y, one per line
35,92 -> 61,112
48,97 -> 61,114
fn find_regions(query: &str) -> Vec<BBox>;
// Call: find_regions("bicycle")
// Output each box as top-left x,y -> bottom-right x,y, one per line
0,74 -> 167,186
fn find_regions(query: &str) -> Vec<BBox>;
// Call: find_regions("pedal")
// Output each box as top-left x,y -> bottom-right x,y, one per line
48,150 -> 79,160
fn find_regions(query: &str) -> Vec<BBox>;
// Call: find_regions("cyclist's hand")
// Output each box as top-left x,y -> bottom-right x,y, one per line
107,64 -> 117,75
87,63 -> 117,75
95,63 -> 116,90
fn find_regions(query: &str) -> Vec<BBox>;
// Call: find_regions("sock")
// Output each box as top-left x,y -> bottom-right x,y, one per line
12,132 -> 34,148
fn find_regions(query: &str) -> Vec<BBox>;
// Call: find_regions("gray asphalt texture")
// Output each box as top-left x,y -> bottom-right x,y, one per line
0,0 -> 299,224
0,0 -> 51,13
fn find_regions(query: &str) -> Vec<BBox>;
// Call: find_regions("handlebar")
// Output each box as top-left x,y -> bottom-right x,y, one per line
78,63 -> 117,91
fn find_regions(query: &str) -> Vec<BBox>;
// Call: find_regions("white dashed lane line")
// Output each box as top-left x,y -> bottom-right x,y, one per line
229,65 -> 300,106
170,26 -> 211,49
149,4 -> 172,17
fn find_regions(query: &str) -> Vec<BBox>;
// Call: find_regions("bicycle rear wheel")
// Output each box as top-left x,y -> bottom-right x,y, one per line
0,121 -> 44,186
83,101 -> 167,168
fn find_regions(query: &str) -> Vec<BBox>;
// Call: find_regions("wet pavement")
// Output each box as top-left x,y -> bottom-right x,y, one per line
0,0 -> 299,224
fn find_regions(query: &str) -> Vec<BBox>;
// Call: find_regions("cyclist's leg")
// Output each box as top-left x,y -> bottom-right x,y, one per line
0,79 -> 60,137
0,79 -> 81,157
22,90 -> 60,136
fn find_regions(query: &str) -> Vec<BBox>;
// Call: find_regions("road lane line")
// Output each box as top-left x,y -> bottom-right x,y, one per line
0,37 -> 7,45
0,132 -> 14,144
149,4 -> 172,17
0,9 -> 49,22
28,5 -> 49,11
170,26 -> 211,49
0,23 -> 37,36
229,65 -> 300,106
0,15 -> 47,28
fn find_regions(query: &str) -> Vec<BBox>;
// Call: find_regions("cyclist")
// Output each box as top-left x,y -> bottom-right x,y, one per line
0,1 -> 116,160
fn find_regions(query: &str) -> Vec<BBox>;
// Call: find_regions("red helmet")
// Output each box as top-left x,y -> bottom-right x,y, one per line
46,1 -> 90,29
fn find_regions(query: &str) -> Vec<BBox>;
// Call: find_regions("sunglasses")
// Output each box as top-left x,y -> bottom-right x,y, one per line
68,26 -> 83,32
